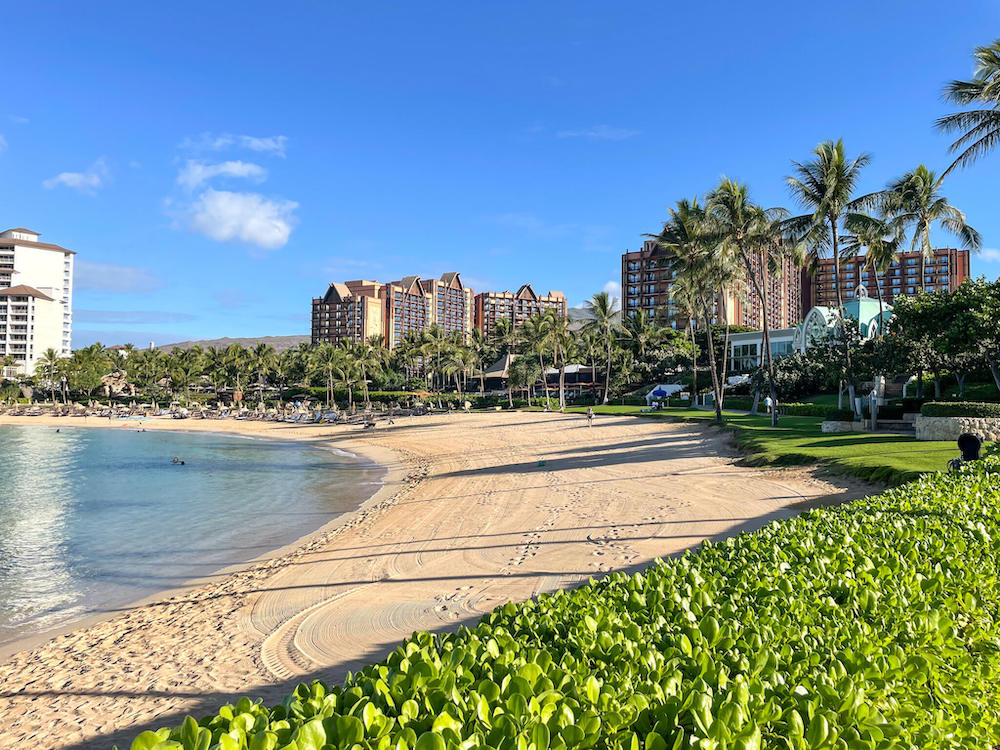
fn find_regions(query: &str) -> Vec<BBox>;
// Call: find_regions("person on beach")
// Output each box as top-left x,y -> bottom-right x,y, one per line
586,407 -> 594,427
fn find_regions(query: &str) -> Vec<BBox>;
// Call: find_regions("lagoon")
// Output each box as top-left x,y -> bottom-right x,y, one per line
0,425 -> 381,649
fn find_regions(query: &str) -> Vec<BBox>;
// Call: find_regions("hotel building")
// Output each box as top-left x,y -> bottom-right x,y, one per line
311,280 -> 384,346
0,228 -> 74,374
622,240 -> 802,329
473,284 -> 567,338
311,272 -> 475,349
803,248 -> 971,309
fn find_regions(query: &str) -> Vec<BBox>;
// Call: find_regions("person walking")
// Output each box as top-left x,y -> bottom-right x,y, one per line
586,407 -> 594,427
764,395 -> 773,414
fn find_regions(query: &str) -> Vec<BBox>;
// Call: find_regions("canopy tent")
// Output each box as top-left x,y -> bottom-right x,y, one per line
645,384 -> 684,405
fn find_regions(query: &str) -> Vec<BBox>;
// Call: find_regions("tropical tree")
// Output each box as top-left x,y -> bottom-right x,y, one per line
203,346 -> 229,397
521,314 -> 553,408
491,317 -> 519,407
583,291 -> 620,405
882,165 -> 981,281
38,348 -> 61,403
468,328 -> 492,395
842,213 -> 903,330
248,343 -> 276,402
786,139 -> 872,413
310,342 -> 344,408
937,38 -> 1000,175
351,335 -> 388,406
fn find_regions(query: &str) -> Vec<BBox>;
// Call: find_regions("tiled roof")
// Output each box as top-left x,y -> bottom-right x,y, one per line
0,284 -> 55,301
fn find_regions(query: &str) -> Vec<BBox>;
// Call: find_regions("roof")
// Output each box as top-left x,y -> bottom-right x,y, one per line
0,284 -> 55,301
2,228 -> 41,235
484,353 -> 514,378
0,236 -> 75,254
516,284 -> 537,300
322,282 -> 352,303
439,272 -> 464,289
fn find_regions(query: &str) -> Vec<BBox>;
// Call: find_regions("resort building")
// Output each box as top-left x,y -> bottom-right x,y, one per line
728,291 -> 893,376
0,228 -> 74,373
311,280 -> 384,346
0,285 -> 64,375
421,272 -> 474,341
621,240 -> 802,329
802,248 -> 970,309
312,272 -> 474,350
474,284 -> 567,338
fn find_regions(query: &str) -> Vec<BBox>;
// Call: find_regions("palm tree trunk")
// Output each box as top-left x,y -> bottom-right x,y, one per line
830,219 -> 857,413
602,339 -> 612,405
538,351 -> 551,408
689,319 -> 698,406
700,301 -> 724,424
558,364 -> 566,411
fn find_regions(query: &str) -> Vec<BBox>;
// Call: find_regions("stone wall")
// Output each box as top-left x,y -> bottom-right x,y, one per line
915,415 -> 1000,442
821,420 -> 865,433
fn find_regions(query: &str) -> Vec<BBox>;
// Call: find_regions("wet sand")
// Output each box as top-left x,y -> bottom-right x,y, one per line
0,411 -> 875,749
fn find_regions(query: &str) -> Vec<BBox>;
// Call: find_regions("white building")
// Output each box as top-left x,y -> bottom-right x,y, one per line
0,228 -> 75,374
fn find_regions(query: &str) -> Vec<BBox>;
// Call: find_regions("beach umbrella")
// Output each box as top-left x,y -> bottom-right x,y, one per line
652,388 -> 668,398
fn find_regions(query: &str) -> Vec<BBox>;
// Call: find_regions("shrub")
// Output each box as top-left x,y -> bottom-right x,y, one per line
826,408 -> 855,421
781,403 -> 829,417
125,465 -> 1000,750
901,397 -> 926,414
920,401 -> 1000,418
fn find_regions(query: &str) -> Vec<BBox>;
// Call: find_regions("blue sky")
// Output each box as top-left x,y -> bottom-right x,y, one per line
1,1 -> 998,347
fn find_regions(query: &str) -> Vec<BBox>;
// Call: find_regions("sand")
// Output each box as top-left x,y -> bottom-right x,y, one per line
0,411 -> 875,749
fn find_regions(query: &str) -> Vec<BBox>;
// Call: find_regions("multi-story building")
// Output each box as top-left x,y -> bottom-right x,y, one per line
0,285 -> 63,375
803,248 -> 970,310
311,280 -> 384,346
423,272 -> 474,341
622,240 -> 802,329
0,228 -> 74,373
474,284 -> 567,338
382,276 -> 433,349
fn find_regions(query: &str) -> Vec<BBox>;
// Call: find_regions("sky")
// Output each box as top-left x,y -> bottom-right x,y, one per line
1,1 -> 998,348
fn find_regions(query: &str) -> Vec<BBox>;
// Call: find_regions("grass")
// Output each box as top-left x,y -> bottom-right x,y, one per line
521,404 -> 956,485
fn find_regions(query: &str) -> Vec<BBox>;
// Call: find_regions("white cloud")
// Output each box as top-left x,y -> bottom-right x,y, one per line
188,189 -> 298,250
8,115 -> 29,124
0,134 -> 6,154
75,260 -> 163,293
980,248 -> 1000,263
602,280 -> 622,298
177,159 -> 267,190
180,132 -> 288,157
556,125 -> 639,141
43,157 -> 109,194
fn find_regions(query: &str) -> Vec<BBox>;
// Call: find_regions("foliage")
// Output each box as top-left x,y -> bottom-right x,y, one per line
920,401 -> 1000,418
936,37 -> 1000,175
825,408 -> 856,422
127,463 -> 1000,750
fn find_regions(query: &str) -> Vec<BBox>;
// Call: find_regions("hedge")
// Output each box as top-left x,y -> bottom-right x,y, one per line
920,401 -> 1000,418
720,399 -> 829,418
825,408 -> 856,422
126,462 -> 1000,750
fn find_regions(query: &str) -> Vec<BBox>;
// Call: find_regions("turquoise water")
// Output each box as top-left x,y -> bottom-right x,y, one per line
0,425 -> 382,647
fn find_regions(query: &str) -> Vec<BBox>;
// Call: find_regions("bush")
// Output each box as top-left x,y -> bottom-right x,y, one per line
127,464 -> 1000,749
920,401 -> 1000,418
826,408 -> 856,421
781,403 -> 829,417
901,397 -> 926,414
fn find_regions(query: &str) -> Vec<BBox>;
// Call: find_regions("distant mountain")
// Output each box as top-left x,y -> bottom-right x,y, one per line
157,335 -> 309,353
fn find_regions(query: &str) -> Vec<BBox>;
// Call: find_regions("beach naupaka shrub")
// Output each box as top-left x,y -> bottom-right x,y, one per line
127,459 -> 1000,750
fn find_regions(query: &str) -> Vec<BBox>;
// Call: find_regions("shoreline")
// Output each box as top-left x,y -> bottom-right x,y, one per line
0,414 -> 408,663
0,411 -> 877,750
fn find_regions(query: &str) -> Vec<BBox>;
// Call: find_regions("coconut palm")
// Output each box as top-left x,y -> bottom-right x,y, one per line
38,348 -> 61,403
882,165 -> 981,281
248,343 -> 276,402
225,343 -> 248,394
310,342 -> 344,407
622,311 -> 663,361
350,335 -> 389,406
937,39 -> 1000,176
583,291 -> 620,405
491,317 -> 519,407
203,346 -> 229,397
521,314 -> 553,408
842,213 -> 904,331
786,139 -> 871,413
467,328 -> 492,395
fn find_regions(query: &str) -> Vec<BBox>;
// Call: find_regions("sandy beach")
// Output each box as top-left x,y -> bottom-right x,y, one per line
0,411 -> 874,749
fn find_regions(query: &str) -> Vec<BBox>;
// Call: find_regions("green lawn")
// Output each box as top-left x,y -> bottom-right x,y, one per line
522,404 -> 956,485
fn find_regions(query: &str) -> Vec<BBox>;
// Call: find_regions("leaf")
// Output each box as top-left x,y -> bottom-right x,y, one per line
131,730 -> 172,750
414,732 -> 446,750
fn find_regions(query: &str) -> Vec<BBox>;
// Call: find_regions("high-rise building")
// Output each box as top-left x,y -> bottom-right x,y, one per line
622,239 -> 803,329
311,280 -> 384,346
802,248 -> 971,310
473,284 -> 567,338
0,228 -> 74,373
311,272 -> 474,349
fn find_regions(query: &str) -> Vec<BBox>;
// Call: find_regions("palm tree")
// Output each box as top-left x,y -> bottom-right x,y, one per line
583,292 -> 620,405
882,165 -> 981,282
937,39 -> 1000,176
38,348 -> 61,403
170,349 -> 202,405
842,213 -> 903,331
541,308 -> 574,410
468,328 -> 492,395
521,314 -> 553,408
622,311 -> 662,361
334,357 -> 360,409
491,317 -> 519,407
310,343 -> 344,408
351,335 -> 388,406
225,343 -> 248,396
249,343 -> 276,403
271,349 -> 297,407
203,346 -> 229,398
786,139 -> 871,413
706,179 -> 792,426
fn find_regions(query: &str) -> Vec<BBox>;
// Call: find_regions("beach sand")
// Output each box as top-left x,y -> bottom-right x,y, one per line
0,411 -> 875,749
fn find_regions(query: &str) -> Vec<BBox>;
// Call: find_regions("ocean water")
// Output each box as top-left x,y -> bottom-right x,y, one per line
0,425 -> 383,648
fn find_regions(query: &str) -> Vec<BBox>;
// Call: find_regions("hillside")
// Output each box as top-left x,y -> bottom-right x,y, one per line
157,335 -> 309,353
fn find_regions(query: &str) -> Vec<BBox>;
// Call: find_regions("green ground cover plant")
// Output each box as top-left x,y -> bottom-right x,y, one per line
920,402 -> 1000,418
128,460 -> 1000,750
